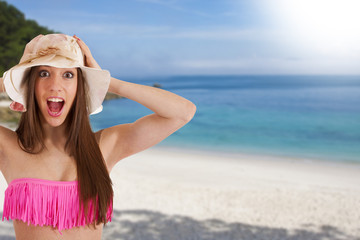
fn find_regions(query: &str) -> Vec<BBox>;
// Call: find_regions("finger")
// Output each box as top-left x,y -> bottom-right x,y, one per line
75,38 -> 89,53
73,35 -> 81,42
74,36 -> 86,48
74,35 -> 84,49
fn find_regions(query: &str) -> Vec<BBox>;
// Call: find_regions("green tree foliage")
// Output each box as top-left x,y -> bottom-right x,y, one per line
0,1 -> 56,75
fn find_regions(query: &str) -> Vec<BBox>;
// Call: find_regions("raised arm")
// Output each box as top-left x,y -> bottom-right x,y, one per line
103,77 -> 196,166
109,77 -> 195,122
74,35 -> 196,170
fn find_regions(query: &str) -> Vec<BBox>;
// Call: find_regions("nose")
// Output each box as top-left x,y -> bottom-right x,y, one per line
48,74 -> 63,92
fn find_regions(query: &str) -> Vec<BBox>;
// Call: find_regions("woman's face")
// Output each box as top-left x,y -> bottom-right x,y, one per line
34,66 -> 78,127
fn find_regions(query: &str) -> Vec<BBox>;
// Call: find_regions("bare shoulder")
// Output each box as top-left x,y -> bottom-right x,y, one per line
0,125 -> 17,148
94,124 -> 131,169
0,125 -> 17,171
95,124 -> 129,149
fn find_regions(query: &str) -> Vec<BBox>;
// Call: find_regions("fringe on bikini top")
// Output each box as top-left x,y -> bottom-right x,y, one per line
1,178 -> 113,235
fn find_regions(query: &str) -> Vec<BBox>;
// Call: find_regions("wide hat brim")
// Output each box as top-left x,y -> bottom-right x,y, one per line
3,54 -> 110,115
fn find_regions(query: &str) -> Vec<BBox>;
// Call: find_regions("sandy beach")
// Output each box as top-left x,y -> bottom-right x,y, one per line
0,130 -> 359,239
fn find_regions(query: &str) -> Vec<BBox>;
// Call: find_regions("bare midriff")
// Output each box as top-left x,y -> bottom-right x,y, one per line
13,219 -> 104,240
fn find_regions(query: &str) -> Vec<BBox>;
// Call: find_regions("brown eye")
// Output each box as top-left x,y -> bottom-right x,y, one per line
64,72 -> 74,79
39,70 -> 50,77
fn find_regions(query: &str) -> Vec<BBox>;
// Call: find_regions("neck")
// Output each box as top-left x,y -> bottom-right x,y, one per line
42,123 -> 68,151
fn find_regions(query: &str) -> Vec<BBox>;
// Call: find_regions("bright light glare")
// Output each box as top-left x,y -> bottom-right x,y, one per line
264,0 -> 360,55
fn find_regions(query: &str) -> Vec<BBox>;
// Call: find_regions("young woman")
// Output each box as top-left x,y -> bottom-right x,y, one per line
0,34 -> 196,240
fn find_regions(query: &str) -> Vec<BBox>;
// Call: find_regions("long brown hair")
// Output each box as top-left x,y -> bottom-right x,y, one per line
16,66 -> 113,227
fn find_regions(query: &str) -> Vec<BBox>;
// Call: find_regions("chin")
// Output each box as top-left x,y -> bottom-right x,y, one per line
45,118 -> 67,128
40,107 -> 70,128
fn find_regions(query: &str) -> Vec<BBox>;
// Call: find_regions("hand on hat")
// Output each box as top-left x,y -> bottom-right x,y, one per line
73,35 -> 102,70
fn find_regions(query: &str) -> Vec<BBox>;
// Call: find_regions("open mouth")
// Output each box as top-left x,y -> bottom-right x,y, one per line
46,97 -> 65,117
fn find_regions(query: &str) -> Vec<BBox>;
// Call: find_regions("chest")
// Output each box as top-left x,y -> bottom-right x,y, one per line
3,143 -> 77,184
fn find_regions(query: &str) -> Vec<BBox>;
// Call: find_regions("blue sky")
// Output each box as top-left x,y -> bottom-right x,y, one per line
6,0 -> 360,77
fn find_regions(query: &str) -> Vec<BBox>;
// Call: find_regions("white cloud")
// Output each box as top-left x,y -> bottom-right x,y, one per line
135,0 -> 211,17
45,19 -> 257,41
148,28 -> 255,40
89,25 -> 254,41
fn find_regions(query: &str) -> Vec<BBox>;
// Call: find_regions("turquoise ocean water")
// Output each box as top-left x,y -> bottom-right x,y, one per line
90,75 -> 360,163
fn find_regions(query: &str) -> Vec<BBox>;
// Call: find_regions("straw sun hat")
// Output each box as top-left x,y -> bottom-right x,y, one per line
2,34 -> 111,115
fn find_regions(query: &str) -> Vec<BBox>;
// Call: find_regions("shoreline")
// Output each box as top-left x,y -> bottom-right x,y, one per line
155,143 -> 360,169
1,119 -> 360,167
0,143 -> 359,238
157,141 -> 360,165
106,146 -> 360,238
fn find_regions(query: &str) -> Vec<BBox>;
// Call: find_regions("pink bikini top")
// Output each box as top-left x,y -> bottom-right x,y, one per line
1,178 -> 113,235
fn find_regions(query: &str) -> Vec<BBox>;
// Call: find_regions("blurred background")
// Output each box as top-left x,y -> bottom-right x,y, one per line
1,0 -> 360,162
1,1 -> 360,239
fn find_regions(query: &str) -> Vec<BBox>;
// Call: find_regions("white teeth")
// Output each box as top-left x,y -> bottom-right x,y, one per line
48,98 -> 64,102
